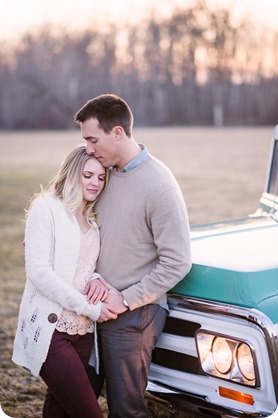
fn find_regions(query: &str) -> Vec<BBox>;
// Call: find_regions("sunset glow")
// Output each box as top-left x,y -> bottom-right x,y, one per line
0,0 -> 277,42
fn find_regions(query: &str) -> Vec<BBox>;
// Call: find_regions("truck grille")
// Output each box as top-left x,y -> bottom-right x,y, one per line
152,316 -> 202,375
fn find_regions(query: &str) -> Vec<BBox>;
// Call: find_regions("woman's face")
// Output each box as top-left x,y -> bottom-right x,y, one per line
81,157 -> 106,202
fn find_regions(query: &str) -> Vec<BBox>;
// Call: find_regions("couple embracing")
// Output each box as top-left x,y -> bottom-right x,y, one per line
12,94 -> 191,418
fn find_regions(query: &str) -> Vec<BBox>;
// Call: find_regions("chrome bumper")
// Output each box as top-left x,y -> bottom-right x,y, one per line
145,389 -> 268,418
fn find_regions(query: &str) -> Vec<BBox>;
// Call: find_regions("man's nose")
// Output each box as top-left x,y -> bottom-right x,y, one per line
86,142 -> 95,155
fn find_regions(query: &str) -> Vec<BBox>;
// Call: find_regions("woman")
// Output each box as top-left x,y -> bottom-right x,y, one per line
12,144 -> 116,418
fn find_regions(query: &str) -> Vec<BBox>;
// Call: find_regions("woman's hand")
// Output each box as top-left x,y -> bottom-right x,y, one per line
83,277 -> 109,304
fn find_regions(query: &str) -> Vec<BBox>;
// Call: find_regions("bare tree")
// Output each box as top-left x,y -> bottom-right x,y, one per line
0,1 -> 278,129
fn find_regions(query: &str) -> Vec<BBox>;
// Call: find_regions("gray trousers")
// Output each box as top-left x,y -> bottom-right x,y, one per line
90,304 -> 167,418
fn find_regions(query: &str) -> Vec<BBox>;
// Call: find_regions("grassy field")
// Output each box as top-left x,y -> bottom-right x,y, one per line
0,126 -> 273,417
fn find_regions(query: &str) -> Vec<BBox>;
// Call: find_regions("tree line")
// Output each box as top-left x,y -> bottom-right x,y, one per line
1,0 -> 278,129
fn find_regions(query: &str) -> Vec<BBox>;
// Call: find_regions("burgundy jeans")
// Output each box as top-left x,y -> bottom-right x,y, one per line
40,329 -> 102,418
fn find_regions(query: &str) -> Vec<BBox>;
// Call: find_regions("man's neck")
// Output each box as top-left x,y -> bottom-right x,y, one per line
115,141 -> 141,171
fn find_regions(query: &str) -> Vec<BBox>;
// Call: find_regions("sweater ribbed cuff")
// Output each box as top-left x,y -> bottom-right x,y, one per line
81,300 -> 101,321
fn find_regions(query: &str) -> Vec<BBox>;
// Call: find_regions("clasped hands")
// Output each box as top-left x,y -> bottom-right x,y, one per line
83,277 -> 128,323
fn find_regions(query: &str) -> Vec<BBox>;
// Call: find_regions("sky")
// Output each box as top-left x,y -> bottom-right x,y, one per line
0,0 -> 278,42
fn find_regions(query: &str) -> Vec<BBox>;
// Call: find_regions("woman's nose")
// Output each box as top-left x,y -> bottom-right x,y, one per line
90,176 -> 99,185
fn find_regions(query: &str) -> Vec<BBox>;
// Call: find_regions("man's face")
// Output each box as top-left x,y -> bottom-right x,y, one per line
81,117 -> 118,168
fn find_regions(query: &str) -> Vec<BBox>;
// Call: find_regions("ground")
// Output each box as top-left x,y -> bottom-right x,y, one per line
0,126 -> 272,417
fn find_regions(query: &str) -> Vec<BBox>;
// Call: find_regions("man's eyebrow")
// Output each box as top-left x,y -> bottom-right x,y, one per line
84,136 -> 97,140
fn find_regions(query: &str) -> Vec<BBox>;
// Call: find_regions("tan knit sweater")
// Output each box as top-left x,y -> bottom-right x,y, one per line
96,154 -> 192,310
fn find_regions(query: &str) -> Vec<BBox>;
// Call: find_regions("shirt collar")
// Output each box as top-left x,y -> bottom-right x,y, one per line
114,144 -> 149,172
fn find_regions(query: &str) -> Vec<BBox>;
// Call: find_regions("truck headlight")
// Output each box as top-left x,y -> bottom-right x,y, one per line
237,343 -> 255,381
212,337 -> 233,374
196,331 -> 257,387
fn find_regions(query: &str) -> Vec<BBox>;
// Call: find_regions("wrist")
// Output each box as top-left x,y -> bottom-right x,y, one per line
86,272 -> 101,282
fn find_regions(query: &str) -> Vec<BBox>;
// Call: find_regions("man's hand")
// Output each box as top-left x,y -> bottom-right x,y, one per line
97,303 -> 118,322
104,288 -> 128,314
97,288 -> 128,322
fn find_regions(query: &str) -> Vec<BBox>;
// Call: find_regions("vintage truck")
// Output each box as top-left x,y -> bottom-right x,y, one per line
145,126 -> 278,417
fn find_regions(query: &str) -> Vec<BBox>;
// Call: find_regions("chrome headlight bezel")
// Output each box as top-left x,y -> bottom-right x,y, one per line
195,330 -> 259,387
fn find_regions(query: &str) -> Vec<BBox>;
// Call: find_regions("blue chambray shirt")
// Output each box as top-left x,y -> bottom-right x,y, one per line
121,144 -> 148,172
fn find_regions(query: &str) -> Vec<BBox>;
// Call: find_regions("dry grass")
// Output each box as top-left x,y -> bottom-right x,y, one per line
0,126 -> 273,417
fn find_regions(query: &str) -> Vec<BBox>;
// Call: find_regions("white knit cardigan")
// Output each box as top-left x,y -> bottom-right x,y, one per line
12,195 -> 101,377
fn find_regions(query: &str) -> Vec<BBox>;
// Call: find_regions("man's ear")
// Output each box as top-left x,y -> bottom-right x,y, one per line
113,126 -> 124,140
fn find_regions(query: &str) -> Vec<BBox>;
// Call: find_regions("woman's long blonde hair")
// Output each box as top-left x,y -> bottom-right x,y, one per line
27,144 -> 108,224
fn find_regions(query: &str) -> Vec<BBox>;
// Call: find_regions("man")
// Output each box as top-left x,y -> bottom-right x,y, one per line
75,94 -> 191,417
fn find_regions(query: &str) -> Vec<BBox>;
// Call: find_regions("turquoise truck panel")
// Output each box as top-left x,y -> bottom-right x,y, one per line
171,264 -> 278,324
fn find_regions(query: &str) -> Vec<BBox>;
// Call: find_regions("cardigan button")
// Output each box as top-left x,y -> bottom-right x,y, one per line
48,313 -> 58,323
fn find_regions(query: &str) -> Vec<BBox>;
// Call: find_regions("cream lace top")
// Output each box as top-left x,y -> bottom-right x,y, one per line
56,224 -> 100,335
